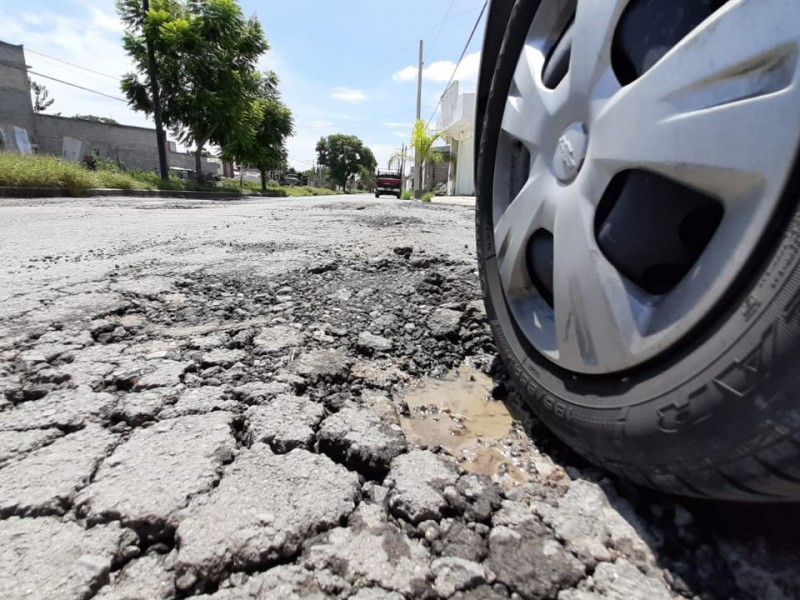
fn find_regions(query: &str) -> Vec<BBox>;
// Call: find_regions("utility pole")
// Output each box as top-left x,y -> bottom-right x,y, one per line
142,0 -> 169,182
414,39 -> 423,199
400,142 -> 406,192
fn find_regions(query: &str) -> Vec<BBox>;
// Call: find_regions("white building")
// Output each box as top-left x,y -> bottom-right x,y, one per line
438,81 -> 476,196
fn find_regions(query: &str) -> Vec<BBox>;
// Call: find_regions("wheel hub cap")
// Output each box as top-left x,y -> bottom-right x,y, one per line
553,122 -> 588,183
490,0 -> 800,375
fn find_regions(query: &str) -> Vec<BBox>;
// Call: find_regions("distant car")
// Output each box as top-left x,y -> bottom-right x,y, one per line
375,171 -> 402,198
169,167 -> 193,181
475,0 -> 800,500
282,174 -> 300,186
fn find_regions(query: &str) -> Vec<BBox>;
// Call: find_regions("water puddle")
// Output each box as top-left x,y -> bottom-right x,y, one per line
399,365 -> 539,487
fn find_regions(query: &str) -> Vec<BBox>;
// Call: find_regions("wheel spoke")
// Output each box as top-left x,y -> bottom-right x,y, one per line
593,0 -> 800,202
495,170 -> 557,299
502,45 -> 565,150
569,0 -> 629,96
552,195 -> 644,372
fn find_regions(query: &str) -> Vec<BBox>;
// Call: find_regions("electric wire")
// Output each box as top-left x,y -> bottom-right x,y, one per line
425,1 -> 488,129
0,60 -> 127,102
25,48 -> 121,81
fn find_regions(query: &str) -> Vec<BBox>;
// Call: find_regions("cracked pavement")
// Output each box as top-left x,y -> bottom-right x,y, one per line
1,193 -> 799,599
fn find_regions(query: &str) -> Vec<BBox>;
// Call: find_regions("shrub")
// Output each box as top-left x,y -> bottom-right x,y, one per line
422,192 -> 433,203
400,190 -> 413,200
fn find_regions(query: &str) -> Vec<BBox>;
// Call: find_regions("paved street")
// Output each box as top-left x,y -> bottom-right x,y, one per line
1,193 -> 799,600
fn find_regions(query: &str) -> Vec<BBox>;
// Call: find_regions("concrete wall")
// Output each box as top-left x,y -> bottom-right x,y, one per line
454,137 -> 475,196
1,40 -> 219,176
0,41 -> 36,149
35,114 -> 155,168
33,114 -> 219,175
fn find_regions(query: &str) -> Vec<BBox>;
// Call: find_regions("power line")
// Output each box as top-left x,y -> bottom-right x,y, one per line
28,70 -> 128,103
1,60 -> 127,102
25,48 -> 121,81
426,1 -> 488,128
343,5 -> 483,88
425,0 -> 456,64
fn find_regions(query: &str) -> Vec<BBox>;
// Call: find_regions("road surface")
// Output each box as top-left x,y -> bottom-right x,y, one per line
0,193 -> 798,599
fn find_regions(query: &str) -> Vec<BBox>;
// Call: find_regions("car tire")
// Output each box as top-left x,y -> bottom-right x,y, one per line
476,0 -> 800,500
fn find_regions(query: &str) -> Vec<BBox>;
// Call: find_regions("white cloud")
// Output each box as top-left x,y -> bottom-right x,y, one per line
392,51 -> 481,85
391,66 -> 418,82
330,87 -> 367,103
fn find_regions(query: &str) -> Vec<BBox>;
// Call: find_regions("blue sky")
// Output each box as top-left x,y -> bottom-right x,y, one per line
0,0 -> 487,169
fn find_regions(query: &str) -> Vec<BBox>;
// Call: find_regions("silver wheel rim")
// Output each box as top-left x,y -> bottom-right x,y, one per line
493,0 -> 800,375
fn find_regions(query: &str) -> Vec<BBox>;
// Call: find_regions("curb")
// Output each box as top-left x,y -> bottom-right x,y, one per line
0,187 -> 286,200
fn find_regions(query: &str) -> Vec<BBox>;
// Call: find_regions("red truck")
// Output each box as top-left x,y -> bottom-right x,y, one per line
375,171 -> 402,198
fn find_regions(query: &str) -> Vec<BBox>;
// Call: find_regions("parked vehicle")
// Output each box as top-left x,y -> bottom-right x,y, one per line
475,0 -> 800,500
375,171 -> 402,198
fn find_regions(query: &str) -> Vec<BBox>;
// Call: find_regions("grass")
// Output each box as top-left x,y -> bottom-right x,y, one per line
0,152 -> 340,197
0,152 -> 151,192
219,177 -> 338,197
422,192 -> 433,203
400,190 -> 413,200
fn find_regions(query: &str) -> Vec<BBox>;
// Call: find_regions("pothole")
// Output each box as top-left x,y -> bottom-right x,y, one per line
398,365 -> 537,487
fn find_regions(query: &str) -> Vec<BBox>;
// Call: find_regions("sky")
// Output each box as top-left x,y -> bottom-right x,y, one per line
0,0 -> 488,170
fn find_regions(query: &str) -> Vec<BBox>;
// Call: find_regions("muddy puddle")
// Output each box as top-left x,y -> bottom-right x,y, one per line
399,365 -> 545,487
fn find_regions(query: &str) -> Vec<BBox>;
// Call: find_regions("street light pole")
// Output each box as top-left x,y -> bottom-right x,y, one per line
142,0 -> 169,182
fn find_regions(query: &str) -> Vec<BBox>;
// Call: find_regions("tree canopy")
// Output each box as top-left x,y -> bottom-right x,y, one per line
410,119 -> 443,192
223,74 -> 294,191
73,115 -> 119,124
315,134 -> 376,192
117,0 -> 269,178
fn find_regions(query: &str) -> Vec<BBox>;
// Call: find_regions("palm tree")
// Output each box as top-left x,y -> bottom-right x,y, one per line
410,119 -> 444,197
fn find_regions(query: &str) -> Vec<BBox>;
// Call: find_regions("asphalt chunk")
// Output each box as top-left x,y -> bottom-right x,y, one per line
175,445 -> 360,593
318,402 -> 407,479
386,449 -> 460,524
0,517 -> 137,600
0,386 -> 116,432
0,425 -> 117,518
76,412 -> 236,543
245,394 -> 325,452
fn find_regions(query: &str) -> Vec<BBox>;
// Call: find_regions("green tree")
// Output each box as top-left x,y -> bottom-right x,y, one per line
29,81 -> 54,113
73,115 -> 119,124
224,76 -> 294,191
358,165 -> 376,191
388,146 -> 409,172
410,119 -> 443,194
117,0 -> 269,179
315,134 -> 376,193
